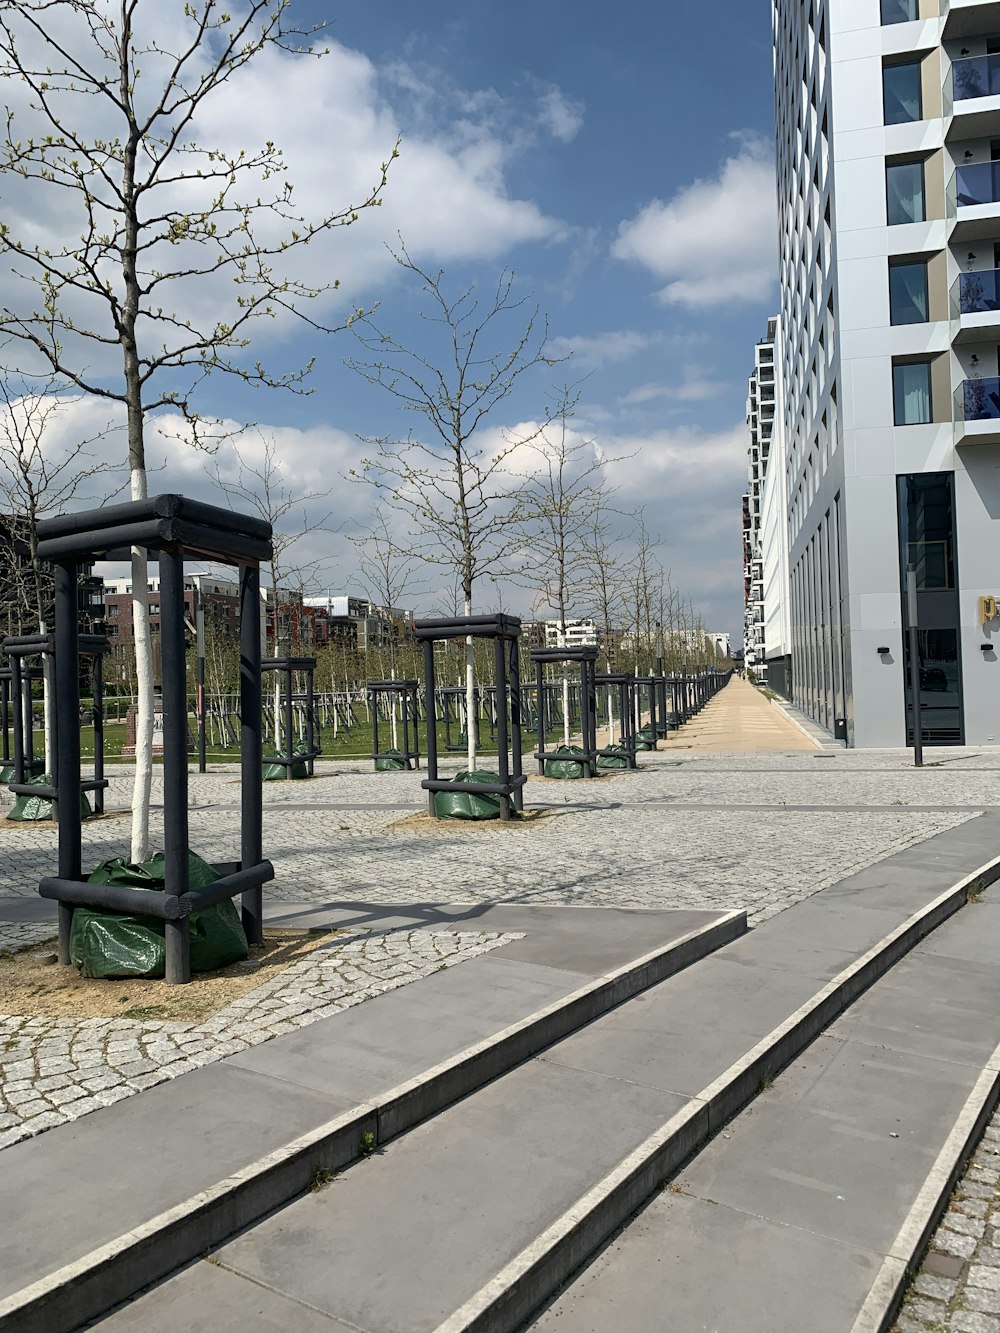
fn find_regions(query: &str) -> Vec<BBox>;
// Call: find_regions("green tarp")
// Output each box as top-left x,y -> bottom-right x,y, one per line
263,740 -> 311,781
69,850 -> 249,979
434,768 -> 503,820
544,744 -> 589,780
376,749 -> 407,772
7,771 -> 92,822
597,743 -> 629,770
636,726 -> 656,751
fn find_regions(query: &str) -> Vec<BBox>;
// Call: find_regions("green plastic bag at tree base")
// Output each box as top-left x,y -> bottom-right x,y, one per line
69,850 -> 248,979
263,739 -> 311,781
597,743 -> 630,771
636,726 -> 657,752
6,772 -> 92,823
545,744 -> 588,780
376,749 -> 407,772
0,756 -> 44,785
434,769 -> 503,820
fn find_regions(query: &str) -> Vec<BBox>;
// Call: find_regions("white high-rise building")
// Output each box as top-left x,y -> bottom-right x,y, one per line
768,0 -> 1000,746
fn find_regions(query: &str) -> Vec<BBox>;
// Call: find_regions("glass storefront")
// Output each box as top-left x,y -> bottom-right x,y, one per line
896,473 -> 965,745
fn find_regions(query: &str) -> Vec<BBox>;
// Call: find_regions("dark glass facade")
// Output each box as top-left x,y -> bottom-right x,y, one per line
897,472 -> 964,745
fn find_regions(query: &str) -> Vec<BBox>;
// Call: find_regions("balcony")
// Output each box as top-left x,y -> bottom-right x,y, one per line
951,266 -> 1000,337
944,1 -> 1000,40
949,160 -> 1000,237
948,53 -> 1000,137
955,374 -> 1000,441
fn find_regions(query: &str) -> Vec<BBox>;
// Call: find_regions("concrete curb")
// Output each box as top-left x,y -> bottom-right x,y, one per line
436,853 -> 1000,1333
765,693 -> 832,748
0,912 -> 746,1333
850,1033 -> 1000,1333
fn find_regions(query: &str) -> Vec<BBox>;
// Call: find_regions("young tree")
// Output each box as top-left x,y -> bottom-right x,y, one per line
0,1 -> 394,858
580,497 -> 628,743
514,385 -> 622,745
0,376 -> 116,767
348,247 -> 555,771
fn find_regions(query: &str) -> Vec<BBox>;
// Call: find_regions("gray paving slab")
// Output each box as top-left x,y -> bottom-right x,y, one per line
100,1261 -> 359,1331
678,1035 -> 980,1253
225,955 -> 594,1101
0,1064 -> 350,1300
0,896 -> 56,923
530,885 -> 1000,1332
214,1059 -> 692,1333
530,1191 -> 883,1333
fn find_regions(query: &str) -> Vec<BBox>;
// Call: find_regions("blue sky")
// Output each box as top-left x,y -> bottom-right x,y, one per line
0,1 -> 781,642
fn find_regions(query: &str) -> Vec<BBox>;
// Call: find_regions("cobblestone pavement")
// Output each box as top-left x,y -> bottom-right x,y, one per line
1,737 -> 997,1160
0,752 -> 992,925
0,928 -> 517,1151
892,1126 -> 1000,1333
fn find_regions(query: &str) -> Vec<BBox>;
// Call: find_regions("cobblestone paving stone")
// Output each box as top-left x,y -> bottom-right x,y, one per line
892,1128 -> 1000,1333
0,745 -> 992,1163
0,928 -> 517,1151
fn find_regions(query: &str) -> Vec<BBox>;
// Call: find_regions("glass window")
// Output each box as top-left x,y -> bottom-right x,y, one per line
883,60 -> 923,124
881,0 -> 917,22
886,160 -> 925,225
889,260 -> 929,324
893,360 -> 932,424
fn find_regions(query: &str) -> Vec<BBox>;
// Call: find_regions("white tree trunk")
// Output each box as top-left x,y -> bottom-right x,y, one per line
129,469 -> 154,863
390,663 -> 399,751
465,597 -> 476,772
607,685 -> 616,747
562,669 -> 570,747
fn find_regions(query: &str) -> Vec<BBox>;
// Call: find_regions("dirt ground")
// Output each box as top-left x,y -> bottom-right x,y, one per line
0,927 -> 337,1023
389,807 -> 559,835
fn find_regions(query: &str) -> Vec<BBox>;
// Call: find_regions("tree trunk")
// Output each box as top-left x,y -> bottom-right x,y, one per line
464,596 -> 476,771
129,469 -> 154,863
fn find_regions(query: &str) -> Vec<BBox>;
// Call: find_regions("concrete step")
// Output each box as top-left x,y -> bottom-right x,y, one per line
0,903 -> 743,1333
530,895 -> 1000,1333
91,825 -> 1000,1333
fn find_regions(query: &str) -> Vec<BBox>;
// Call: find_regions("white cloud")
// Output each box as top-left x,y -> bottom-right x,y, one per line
0,16 -> 570,385
538,88 -> 585,143
612,135 -> 778,308
548,329 -> 656,369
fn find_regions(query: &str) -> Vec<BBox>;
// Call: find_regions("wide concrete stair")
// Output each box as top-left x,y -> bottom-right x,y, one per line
91,816 -> 1000,1333
0,902 -> 744,1333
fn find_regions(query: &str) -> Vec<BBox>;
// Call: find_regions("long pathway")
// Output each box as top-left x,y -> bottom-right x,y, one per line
666,676 -> 817,752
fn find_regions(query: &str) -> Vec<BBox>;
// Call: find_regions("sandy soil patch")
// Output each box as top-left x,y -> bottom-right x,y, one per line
0,927 -> 337,1023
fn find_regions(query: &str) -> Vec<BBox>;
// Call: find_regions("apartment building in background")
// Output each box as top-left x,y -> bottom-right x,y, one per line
763,0 -> 1000,745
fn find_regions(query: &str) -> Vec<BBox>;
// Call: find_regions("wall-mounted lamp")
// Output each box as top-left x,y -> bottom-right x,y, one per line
877,646 -> 891,655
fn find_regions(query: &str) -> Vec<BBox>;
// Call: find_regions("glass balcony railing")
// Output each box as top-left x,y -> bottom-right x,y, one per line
956,376 -> 1000,421
952,53 -> 1000,102
953,161 -> 1000,209
952,268 -> 1000,316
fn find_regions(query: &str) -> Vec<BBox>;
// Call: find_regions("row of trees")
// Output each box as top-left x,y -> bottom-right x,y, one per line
0,3 -> 726,824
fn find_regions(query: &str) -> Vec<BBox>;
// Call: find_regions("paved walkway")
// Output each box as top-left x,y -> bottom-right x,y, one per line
665,677 -> 817,752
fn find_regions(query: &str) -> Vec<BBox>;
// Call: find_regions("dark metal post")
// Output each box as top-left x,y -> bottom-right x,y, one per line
240,563 -> 264,943
0,672 -> 9,763
509,637 -> 523,811
423,638 -> 438,815
535,658 -> 545,775
371,688 -> 379,766
196,586 -> 206,774
160,549 -> 191,984
93,651 -> 105,816
907,563 -> 923,768
494,637 -> 510,821
284,660 -> 294,778
10,656 -> 23,784
54,563 -> 81,965
306,663 -> 315,777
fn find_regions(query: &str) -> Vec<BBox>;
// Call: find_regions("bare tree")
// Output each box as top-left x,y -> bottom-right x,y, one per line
348,246 -> 556,770
0,1 -> 394,858
349,510 -> 425,679
0,375 -> 116,768
213,432 -> 335,654
580,498 -> 628,743
514,385 -> 623,745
